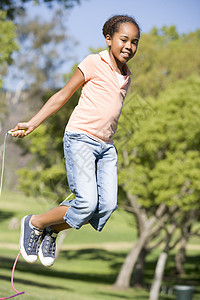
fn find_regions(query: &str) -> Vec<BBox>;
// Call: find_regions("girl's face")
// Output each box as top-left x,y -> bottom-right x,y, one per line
106,22 -> 139,72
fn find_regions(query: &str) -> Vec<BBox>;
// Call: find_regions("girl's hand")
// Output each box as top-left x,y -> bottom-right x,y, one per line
10,122 -> 36,138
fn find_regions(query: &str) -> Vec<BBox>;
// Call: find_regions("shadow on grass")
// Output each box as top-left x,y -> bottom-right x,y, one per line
0,249 -> 199,297
98,291 -> 148,299
0,256 -> 73,292
61,248 -> 126,283
62,247 -> 125,263
0,249 -> 124,287
0,274 -> 73,292
0,210 -> 14,222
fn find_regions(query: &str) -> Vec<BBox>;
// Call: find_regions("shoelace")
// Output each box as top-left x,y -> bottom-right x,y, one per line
27,229 -> 41,255
43,233 -> 57,257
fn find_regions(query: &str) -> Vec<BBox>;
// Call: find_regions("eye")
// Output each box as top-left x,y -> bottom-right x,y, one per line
132,40 -> 138,46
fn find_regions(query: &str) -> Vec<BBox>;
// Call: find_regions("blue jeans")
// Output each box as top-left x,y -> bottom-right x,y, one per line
61,131 -> 118,231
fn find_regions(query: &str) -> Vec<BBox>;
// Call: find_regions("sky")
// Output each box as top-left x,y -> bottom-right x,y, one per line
27,0 -> 200,73
65,0 -> 200,63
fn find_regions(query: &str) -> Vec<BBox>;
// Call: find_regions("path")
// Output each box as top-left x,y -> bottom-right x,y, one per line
0,242 -> 200,251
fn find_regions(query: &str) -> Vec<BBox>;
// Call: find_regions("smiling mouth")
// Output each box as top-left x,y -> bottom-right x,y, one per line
121,52 -> 131,59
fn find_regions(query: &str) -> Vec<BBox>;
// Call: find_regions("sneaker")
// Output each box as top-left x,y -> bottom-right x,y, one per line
38,227 -> 58,267
20,215 -> 43,263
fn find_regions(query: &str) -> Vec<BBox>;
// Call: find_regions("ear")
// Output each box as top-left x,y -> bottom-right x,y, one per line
105,34 -> 112,47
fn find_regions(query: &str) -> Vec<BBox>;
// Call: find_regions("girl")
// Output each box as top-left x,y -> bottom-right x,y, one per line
11,15 -> 140,267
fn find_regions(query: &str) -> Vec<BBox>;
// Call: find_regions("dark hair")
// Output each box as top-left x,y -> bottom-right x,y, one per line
102,15 -> 141,39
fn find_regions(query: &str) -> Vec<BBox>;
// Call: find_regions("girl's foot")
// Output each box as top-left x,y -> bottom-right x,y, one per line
38,227 -> 58,267
20,215 -> 43,263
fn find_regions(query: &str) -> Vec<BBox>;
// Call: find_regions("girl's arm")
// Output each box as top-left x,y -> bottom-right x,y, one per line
11,68 -> 85,137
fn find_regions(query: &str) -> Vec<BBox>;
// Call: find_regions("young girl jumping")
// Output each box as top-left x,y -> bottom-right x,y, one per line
11,15 -> 140,267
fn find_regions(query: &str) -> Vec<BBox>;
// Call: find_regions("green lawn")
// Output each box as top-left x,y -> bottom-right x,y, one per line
0,190 -> 199,299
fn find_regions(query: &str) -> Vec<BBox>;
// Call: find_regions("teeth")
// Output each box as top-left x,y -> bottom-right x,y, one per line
122,53 -> 129,57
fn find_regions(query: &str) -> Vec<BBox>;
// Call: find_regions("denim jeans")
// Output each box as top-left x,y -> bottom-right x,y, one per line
61,131 -> 118,231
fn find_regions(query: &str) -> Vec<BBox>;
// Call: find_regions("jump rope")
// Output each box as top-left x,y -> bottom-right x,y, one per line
0,130 -> 73,299
0,130 -> 25,299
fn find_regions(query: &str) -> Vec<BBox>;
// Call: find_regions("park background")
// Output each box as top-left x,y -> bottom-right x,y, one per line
0,0 -> 200,299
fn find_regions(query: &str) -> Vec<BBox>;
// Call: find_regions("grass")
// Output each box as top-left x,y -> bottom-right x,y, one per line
0,190 -> 137,246
0,190 -> 200,299
0,247 -> 149,300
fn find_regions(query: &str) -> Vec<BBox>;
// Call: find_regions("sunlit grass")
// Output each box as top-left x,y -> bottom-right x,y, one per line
0,190 -> 200,299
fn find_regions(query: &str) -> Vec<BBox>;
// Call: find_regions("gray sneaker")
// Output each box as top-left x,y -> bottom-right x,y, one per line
20,215 -> 43,264
38,227 -> 58,267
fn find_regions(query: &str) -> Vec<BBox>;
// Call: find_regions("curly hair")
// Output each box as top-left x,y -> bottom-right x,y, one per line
102,15 -> 141,39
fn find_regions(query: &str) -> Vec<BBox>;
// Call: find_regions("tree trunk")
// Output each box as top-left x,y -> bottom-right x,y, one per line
132,246 -> 147,287
149,224 -> 176,300
113,198 -> 166,290
175,225 -> 190,275
113,228 -> 150,289
175,240 -> 186,276
149,251 -> 168,300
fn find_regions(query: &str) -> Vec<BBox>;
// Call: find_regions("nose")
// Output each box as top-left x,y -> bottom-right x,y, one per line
125,41 -> 132,50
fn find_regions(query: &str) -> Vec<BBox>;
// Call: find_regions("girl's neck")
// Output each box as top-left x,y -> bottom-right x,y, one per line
108,51 -> 126,75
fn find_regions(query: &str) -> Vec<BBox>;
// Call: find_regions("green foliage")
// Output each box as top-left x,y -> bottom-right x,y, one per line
129,28 -> 200,97
5,11 -> 81,199
17,28 -> 200,210
116,76 -> 200,213
17,85 -> 81,199
0,10 -> 18,88
150,25 -> 179,41
150,151 -> 200,209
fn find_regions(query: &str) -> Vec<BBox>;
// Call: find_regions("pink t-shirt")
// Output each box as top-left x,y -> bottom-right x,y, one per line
66,50 -> 131,143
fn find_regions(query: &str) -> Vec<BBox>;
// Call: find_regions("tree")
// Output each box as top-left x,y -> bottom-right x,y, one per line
7,27 -> 200,283
0,11 -> 18,89
17,84 -> 81,201
113,76 -> 200,295
0,0 -> 81,20
7,10 -> 73,94
113,30 -> 200,291
128,27 -> 200,97
0,10 -> 78,191
14,20 -> 80,199
13,27 -> 200,200
0,10 -> 18,135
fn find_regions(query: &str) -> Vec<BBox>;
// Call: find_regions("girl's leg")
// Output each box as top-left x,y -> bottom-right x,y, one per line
89,144 -> 118,231
30,206 -> 88,232
30,206 -> 71,231
62,132 -> 99,229
50,221 -> 71,232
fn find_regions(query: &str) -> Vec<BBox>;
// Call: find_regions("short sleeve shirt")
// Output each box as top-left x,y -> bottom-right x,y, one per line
66,50 -> 131,143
